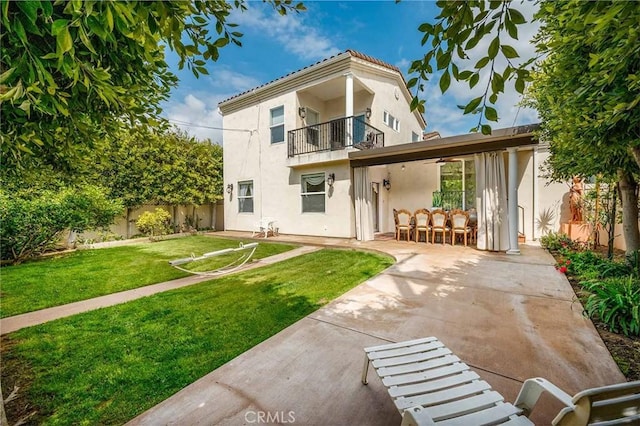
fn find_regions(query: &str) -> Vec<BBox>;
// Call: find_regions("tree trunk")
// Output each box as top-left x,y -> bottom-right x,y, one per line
617,169 -> 640,261
608,184 -> 618,260
630,146 -> 640,171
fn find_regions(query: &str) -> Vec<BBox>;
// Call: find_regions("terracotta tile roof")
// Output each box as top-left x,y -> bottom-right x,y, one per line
345,49 -> 402,74
219,49 -> 404,105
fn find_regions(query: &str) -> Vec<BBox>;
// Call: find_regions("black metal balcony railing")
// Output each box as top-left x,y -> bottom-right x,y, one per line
432,190 -> 476,210
287,116 -> 384,158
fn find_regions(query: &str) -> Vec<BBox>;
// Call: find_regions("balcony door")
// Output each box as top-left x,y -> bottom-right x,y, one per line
353,113 -> 366,144
306,109 -> 319,146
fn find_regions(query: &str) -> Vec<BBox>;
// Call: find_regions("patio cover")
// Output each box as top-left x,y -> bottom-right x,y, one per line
349,124 -> 540,251
348,124 -> 539,167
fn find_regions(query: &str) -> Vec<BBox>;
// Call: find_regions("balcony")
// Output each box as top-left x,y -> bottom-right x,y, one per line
288,116 -> 384,158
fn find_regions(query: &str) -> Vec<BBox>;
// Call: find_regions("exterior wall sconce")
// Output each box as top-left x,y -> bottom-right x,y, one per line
383,178 -> 391,191
298,107 -> 307,119
327,173 -> 335,187
365,107 -> 372,119
226,183 -> 233,194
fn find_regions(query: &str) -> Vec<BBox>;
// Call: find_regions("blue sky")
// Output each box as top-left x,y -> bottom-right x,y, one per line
162,1 -> 539,143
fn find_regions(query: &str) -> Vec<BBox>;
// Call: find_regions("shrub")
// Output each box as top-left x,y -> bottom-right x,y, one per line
565,250 -> 632,281
583,276 -> 640,337
136,208 -> 172,241
0,186 -> 122,264
540,232 -> 576,252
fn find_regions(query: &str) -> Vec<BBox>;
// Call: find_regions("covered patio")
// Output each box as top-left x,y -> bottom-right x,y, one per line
350,124 -> 542,254
127,234 -> 623,425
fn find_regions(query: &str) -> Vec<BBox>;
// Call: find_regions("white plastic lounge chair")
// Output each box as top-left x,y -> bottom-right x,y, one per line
362,336 -> 640,425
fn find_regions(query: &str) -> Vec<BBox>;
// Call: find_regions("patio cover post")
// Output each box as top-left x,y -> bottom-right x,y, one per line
507,147 -> 520,255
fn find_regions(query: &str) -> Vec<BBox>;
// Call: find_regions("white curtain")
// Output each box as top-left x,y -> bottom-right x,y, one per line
475,152 -> 509,251
354,167 -> 374,241
302,173 -> 325,187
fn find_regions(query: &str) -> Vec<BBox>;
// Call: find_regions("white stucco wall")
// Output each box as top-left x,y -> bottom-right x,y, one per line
222,90 -> 356,238
357,70 -> 424,146
367,161 -> 440,234
222,59 -> 425,239
534,147 -> 570,238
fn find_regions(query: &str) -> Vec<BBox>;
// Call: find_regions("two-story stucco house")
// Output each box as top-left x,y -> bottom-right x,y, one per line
219,50 -> 427,240
220,50 -> 569,253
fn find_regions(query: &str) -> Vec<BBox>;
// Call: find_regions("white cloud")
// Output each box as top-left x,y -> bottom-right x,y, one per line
231,4 -> 340,61
396,58 -> 410,71
164,94 -> 225,143
210,68 -> 261,93
420,3 -> 541,135
163,67 -> 262,143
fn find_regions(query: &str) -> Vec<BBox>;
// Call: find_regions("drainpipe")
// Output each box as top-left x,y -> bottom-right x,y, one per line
345,72 -> 353,146
507,147 -> 520,254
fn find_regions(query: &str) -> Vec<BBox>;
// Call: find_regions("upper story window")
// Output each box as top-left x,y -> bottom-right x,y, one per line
383,111 -> 400,132
412,131 -> 420,142
270,106 -> 284,144
301,173 -> 325,213
238,180 -> 254,213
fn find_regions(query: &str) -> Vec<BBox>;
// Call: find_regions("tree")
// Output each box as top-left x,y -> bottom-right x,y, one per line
0,0 -> 303,170
411,0 -> 640,257
408,0 -> 535,134
528,0 -> 640,258
97,126 -> 223,236
0,185 -> 123,264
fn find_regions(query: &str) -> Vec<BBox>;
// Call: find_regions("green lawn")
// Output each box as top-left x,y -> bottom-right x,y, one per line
0,235 -> 296,318
1,249 -> 394,425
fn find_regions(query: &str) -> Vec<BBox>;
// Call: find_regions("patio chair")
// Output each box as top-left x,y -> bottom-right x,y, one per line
252,217 -> 277,238
396,209 -> 412,242
362,336 -> 640,426
430,209 -> 449,245
450,209 -> 472,246
467,208 -> 478,244
414,209 -> 431,243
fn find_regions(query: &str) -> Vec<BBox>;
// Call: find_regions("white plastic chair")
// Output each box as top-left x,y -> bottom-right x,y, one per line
362,337 -> 640,425
252,217 -> 277,238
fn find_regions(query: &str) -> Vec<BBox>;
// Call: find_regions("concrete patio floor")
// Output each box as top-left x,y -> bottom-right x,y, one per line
128,232 -> 624,425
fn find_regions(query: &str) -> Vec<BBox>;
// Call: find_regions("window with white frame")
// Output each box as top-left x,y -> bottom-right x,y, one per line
238,180 -> 254,213
436,160 -> 475,210
383,111 -> 400,132
270,106 -> 284,144
301,173 -> 325,213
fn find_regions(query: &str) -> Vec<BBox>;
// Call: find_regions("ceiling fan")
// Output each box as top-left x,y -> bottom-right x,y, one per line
435,157 -> 459,163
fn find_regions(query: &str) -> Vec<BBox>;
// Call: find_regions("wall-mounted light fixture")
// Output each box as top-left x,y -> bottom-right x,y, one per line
383,177 -> 391,191
365,107 -> 372,119
226,183 -> 233,194
327,173 -> 335,187
298,107 -> 307,119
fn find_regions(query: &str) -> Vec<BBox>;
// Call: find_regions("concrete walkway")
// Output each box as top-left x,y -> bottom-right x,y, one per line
0,245 -> 320,335
126,233 -> 624,426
